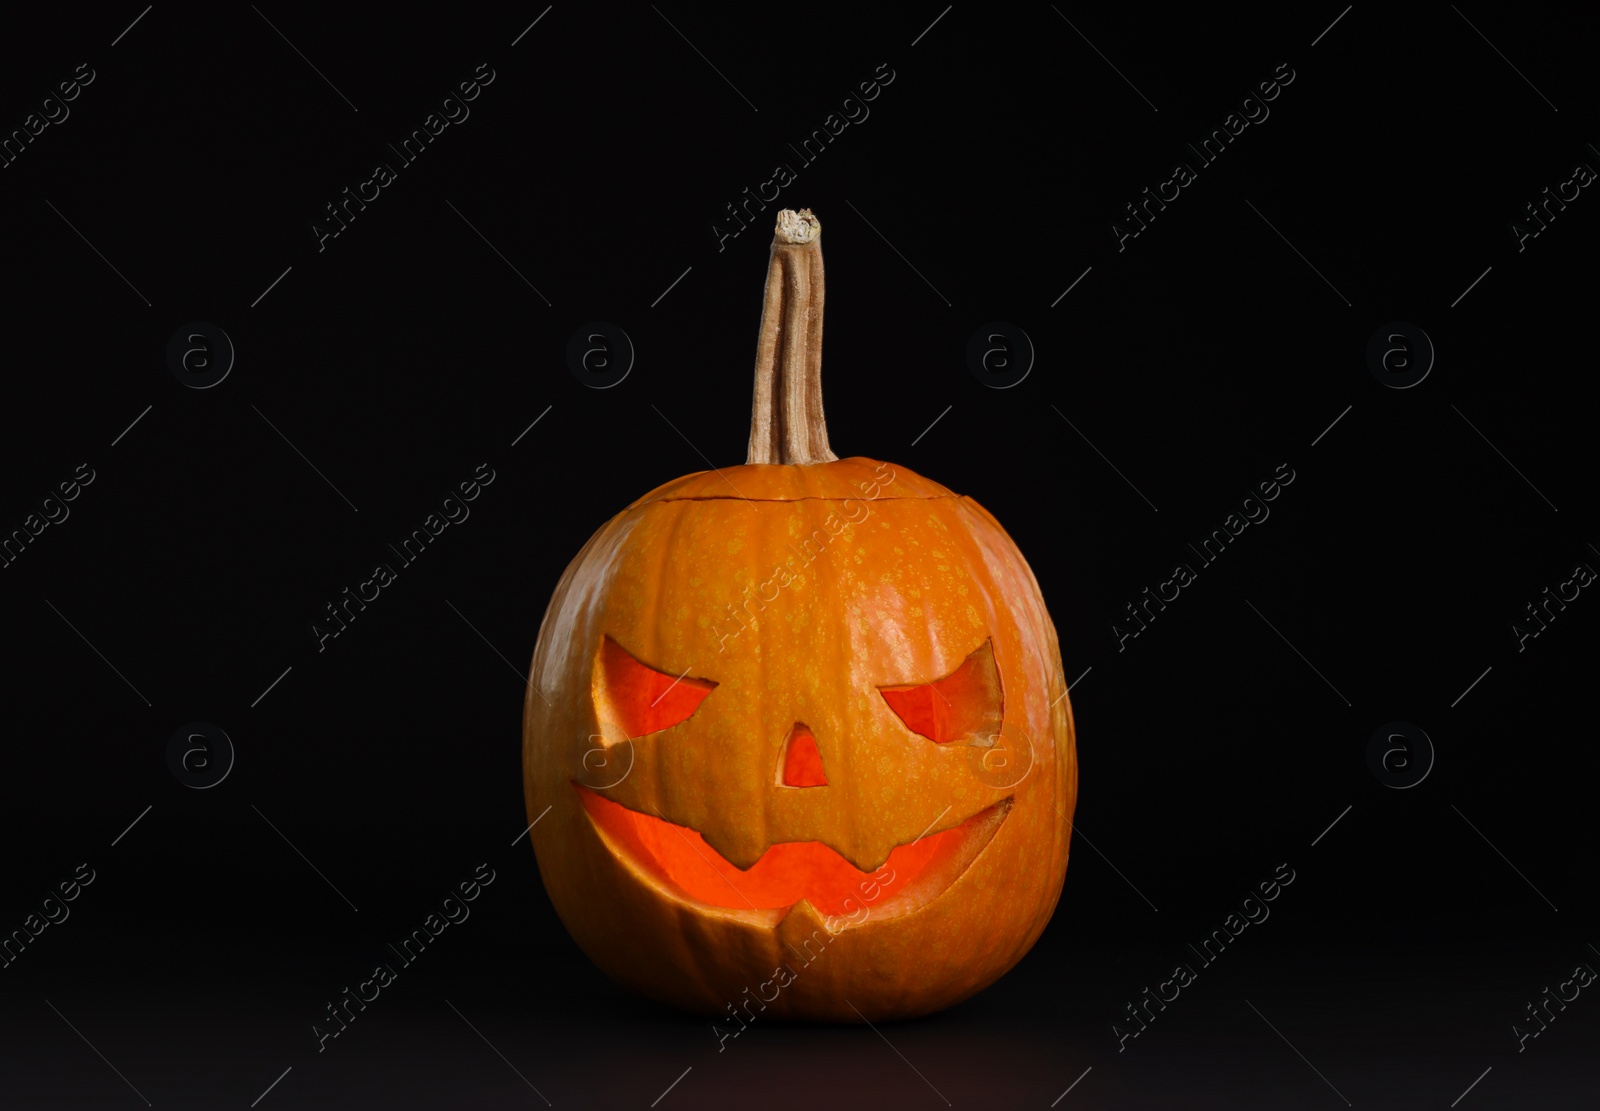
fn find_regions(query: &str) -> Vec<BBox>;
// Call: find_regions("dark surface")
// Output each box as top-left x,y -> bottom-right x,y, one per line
1,3 -> 1597,1107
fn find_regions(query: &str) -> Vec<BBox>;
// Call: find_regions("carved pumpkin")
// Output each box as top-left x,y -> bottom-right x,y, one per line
523,209 -> 1076,1021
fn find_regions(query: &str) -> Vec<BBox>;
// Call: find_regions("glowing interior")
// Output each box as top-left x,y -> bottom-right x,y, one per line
781,723 -> 828,787
598,636 -> 716,737
879,639 -> 1004,744
578,786 -> 1007,917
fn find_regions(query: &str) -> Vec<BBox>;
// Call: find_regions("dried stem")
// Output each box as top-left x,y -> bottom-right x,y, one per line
747,209 -> 837,465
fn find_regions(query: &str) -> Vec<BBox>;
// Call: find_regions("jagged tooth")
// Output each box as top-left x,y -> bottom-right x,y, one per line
654,800 -> 978,878
698,829 -> 766,873
705,833 -> 890,876
838,846 -> 891,874
776,898 -> 847,953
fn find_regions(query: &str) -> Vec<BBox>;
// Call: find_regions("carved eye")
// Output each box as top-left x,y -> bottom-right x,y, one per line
596,636 -> 716,738
879,639 -> 1004,745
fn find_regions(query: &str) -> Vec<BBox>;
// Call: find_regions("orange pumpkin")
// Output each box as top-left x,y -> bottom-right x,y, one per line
523,209 -> 1076,1021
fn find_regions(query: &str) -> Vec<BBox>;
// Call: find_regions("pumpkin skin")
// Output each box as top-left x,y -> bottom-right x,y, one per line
522,457 -> 1077,1021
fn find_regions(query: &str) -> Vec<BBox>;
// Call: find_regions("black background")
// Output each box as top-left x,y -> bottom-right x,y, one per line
1,3 -> 1597,1108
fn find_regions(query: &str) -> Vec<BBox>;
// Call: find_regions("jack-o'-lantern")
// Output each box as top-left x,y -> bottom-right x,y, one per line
523,209 -> 1076,1021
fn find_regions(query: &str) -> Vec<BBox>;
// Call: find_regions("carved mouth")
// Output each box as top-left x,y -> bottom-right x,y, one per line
576,785 -> 1010,924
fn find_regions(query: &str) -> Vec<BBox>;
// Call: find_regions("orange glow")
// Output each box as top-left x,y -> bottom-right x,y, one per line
599,636 -> 716,737
578,786 -> 992,917
880,639 -> 1004,744
781,723 -> 828,787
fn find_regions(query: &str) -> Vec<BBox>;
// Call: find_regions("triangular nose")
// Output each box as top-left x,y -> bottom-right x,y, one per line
781,723 -> 828,787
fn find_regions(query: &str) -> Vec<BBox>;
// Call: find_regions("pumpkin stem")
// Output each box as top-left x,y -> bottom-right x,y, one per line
747,208 -> 837,465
